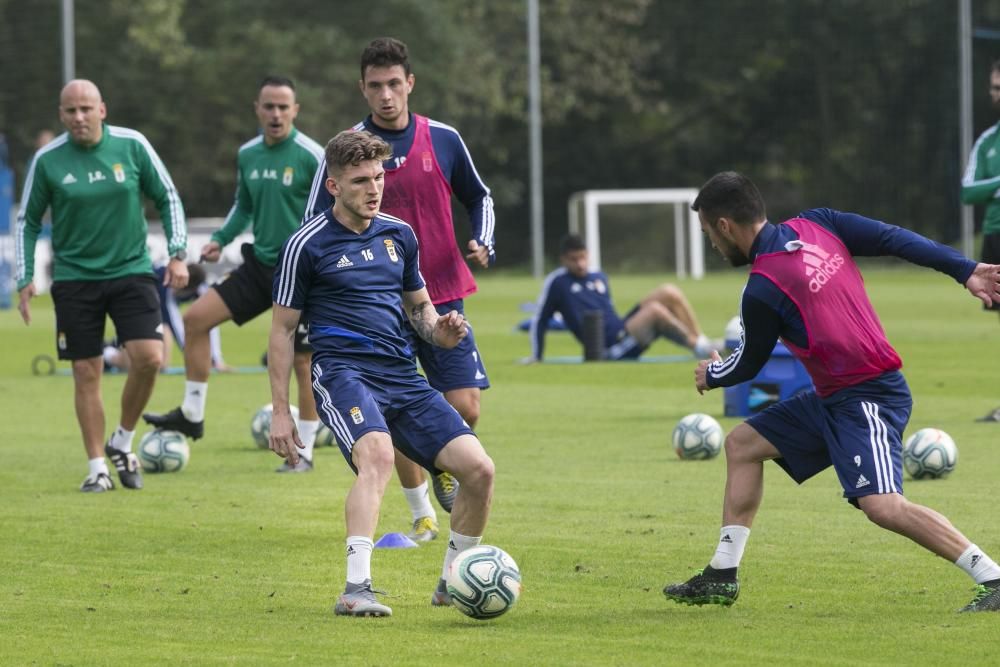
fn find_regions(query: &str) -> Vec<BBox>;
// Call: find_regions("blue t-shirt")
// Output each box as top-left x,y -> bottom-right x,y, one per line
708,208 -> 977,390
273,209 -> 425,375
529,268 -> 625,360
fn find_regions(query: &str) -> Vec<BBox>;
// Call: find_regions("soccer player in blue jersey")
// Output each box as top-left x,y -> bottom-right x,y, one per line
268,130 -> 495,617
663,171 -> 1000,613
304,37 -> 495,539
527,234 -> 720,362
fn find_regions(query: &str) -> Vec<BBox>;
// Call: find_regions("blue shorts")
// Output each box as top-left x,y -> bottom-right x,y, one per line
746,374 -> 912,505
311,359 -> 474,475
404,300 -> 490,393
606,304 -> 647,360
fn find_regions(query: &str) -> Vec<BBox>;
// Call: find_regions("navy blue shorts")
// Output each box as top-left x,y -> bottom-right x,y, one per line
746,380 -> 912,505
311,359 -> 474,475
404,300 -> 490,393
606,304 -> 647,360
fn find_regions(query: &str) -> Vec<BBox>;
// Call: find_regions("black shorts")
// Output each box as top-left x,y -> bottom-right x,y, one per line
982,233 -> 1000,311
52,275 -> 162,360
213,243 -> 312,352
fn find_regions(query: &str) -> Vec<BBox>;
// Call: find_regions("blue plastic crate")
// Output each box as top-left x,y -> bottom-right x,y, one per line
723,341 -> 813,417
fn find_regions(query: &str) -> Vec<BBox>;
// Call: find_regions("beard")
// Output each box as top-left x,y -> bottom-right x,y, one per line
727,249 -> 750,267
716,239 -> 750,267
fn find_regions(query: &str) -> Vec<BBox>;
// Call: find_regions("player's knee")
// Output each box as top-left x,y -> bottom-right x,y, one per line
132,347 -> 163,374
458,400 -> 480,428
182,309 -> 210,336
72,359 -> 102,385
354,435 -> 395,476
446,391 -> 481,427
657,283 -> 682,302
462,452 -> 495,492
723,425 -> 775,464
857,494 -> 905,530
723,428 -> 751,462
646,283 -> 682,309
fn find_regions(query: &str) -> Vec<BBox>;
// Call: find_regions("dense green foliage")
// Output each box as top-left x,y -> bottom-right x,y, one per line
6,1 -> 1000,266
1,268 -> 998,664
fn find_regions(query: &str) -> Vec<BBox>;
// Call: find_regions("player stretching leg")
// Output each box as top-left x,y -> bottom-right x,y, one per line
663,171 -> 1000,612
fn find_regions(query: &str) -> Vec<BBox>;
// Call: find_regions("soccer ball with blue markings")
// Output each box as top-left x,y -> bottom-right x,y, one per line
250,404 -> 299,449
672,413 -> 724,460
903,428 -> 957,480
446,545 -> 522,620
137,430 -> 190,473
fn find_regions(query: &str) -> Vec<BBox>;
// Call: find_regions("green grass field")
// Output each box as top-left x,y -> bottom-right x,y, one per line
1,268 -> 998,665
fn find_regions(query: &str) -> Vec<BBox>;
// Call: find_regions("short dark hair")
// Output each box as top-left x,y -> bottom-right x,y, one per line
360,37 -> 411,79
691,171 -> 766,226
558,233 -> 587,256
325,130 -> 392,174
258,75 -> 296,93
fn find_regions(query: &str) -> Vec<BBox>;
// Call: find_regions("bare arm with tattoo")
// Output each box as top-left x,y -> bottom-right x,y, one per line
403,288 -> 468,349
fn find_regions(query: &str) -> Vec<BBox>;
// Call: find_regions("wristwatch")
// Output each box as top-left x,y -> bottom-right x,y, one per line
171,249 -> 187,262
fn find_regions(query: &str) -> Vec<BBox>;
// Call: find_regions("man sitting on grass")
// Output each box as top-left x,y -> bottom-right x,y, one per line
525,234 -> 721,363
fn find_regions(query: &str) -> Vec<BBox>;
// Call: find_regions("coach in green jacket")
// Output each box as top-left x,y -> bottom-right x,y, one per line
15,79 -> 188,493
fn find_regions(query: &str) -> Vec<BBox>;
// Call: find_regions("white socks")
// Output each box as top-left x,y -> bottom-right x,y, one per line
88,457 -> 109,478
107,426 -> 135,453
297,419 -> 320,462
709,525 -> 751,570
346,536 -> 374,585
441,531 -> 482,580
181,381 -> 208,422
402,481 -> 437,522
956,544 -> 1000,584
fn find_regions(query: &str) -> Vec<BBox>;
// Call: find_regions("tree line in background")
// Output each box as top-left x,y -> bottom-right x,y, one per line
3,0 -> 1000,269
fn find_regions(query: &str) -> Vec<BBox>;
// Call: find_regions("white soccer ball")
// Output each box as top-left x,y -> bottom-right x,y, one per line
903,428 -> 957,480
673,413 -> 724,460
447,545 -> 522,620
137,430 -> 190,473
250,404 -> 299,449
315,423 -> 337,447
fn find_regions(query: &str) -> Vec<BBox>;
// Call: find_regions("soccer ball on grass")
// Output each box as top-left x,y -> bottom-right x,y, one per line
315,423 -> 337,447
137,430 -> 190,472
902,428 -> 957,479
672,413 -> 724,460
446,545 -> 522,620
250,404 -> 299,449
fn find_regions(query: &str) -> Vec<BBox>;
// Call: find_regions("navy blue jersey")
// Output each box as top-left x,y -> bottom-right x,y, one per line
303,114 -> 495,255
708,208 -> 977,390
273,209 -> 425,374
530,268 -> 625,359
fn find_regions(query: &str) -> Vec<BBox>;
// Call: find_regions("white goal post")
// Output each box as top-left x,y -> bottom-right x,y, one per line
567,188 -> 705,279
